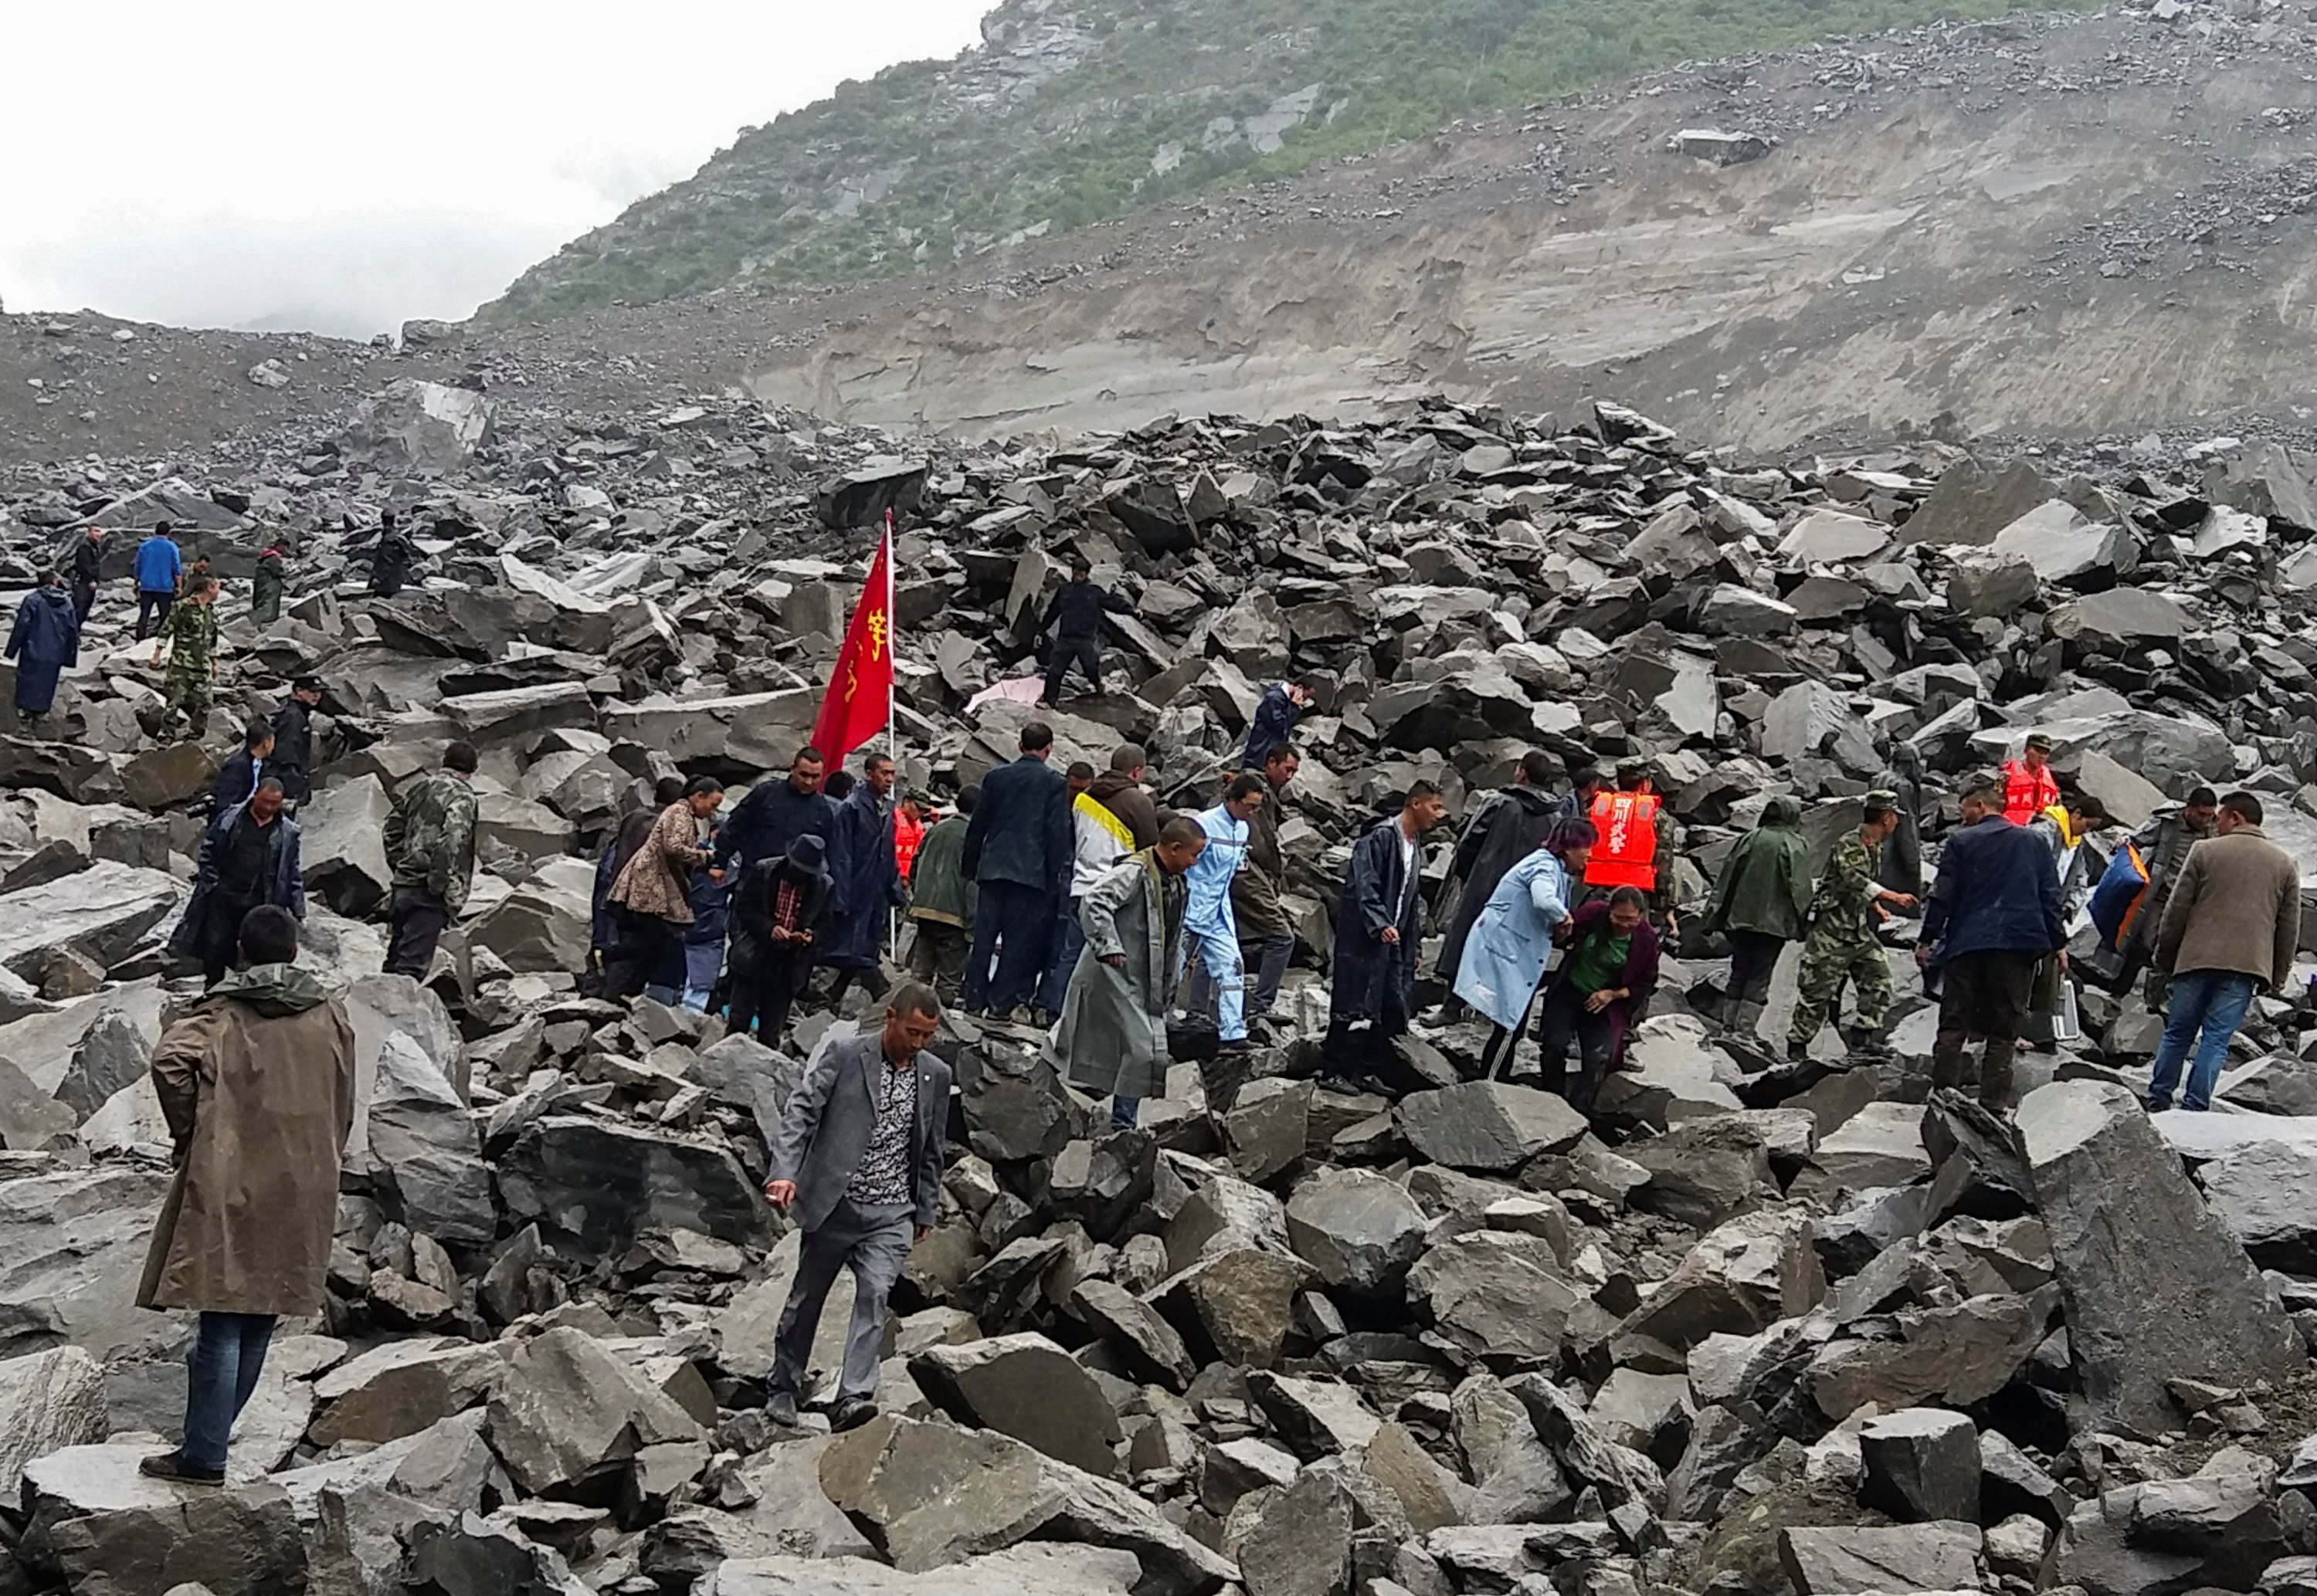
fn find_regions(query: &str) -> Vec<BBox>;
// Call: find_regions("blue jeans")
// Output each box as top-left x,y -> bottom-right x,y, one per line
182,1311 -> 276,1472
1243,934 -> 1294,1018
2147,968 -> 2258,1111
1111,1096 -> 1142,1128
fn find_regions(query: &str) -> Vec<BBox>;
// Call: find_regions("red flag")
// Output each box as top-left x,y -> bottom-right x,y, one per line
809,527 -> 894,768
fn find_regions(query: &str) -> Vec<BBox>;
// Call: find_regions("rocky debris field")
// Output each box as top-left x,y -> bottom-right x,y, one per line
10,374 -> 2317,1596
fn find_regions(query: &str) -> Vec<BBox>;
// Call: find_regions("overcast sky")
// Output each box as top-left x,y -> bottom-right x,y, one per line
2,1 -> 989,338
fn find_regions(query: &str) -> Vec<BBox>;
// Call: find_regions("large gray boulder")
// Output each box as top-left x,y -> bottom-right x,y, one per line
302,776 -> 394,917
1284,1167 -> 1427,1292
365,1031 -> 494,1246
1397,1081 -> 1586,1171
483,1326 -> 704,1495
0,863 -> 181,984
21,1443 -> 307,1596
499,1114 -> 774,1252
0,1347 -> 109,1495
341,379 -> 497,473
911,1333 -> 1124,1478
2017,1080 -> 2305,1436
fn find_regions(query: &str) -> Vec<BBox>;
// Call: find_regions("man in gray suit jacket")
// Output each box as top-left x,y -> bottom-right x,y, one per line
762,982 -> 951,1430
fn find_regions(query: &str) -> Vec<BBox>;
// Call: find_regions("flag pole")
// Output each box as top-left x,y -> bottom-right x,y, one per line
886,507 -> 899,959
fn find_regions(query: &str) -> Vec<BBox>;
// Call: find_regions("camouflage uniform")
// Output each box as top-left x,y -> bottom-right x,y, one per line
382,769 -> 479,911
153,601 -> 217,740
1788,829 -> 1894,1054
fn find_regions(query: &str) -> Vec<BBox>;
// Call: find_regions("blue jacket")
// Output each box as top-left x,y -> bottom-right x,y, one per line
1332,813 -> 1425,1025
1243,683 -> 1303,769
820,784 -> 904,968
1452,848 -> 1574,1030
1184,803 -> 1248,936
134,536 -> 182,595
713,778 -> 836,872
6,587 -> 80,715
168,802 -> 304,959
1922,815 -> 2064,961
963,754 -> 1071,894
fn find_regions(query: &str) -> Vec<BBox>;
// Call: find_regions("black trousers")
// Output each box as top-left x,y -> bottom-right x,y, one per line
385,888 -> 449,980
823,964 -> 891,1005
729,948 -> 813,1042
135,590 -> 174,641
1726,930 -> 1785,1010
72,581 -> 96,622
1535,983 -> 1615,1112
200,899 -> 261,988
1043,635 -> 1102,703
965,879 -> 1053,1013
602,908 -> 681,1001
1931,949 -> 2038,1106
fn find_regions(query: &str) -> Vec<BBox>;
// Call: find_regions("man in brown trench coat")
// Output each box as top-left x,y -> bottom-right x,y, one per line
137,904 -> 355,1483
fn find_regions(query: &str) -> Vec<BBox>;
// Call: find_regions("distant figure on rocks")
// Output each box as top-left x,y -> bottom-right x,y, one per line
2001,731 -> 2061,826
171,780 -> 304,988
762,984 -> 952,1433
1878,740 -> 1927,898
142,574 -> 220,741
269,677 -> 325,805
1787,792 -> 1915,1063
1038,557 -> 1132,706
2148,790 -> 2302,1113
1918,771 -> 2064,1110
70,527 -> 104,622
210,720 -> 275,812
381,741 -> 480,981
714,746 -> 836,873
962,721 -> 1071,1020
1176,772 -> 1266,1053
369,512 -> 413,598
1436,750 -> 1562,1017
133,520 -> 181,641
1233,742 -> 1302,1022
1703,795 -> 1813,1039
821,754 -> 906,1007
1241,679 -> 1312,771
728,835 -> 833,1043
1534,886 -> 1661,1113
251,540 -> 287,625
1055,817 -> 1207,1129
602,777 -> 724,1001
1454,816 -> 1594,1083
136,905 -> 355,1486
1320,781 -> 1449,1095
906,788 -> 979,999
6,570 -> 81,734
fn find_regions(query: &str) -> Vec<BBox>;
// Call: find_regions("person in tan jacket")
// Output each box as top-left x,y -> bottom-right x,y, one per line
2149,791 -> 2303,1112
604,776 -> 725,1001
138,905 -> 356,1483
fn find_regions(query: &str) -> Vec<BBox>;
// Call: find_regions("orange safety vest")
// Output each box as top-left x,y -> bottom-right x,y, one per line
2001,760 -> 2059,828
1583,791 -> 1661,891
894,809 -> 926,881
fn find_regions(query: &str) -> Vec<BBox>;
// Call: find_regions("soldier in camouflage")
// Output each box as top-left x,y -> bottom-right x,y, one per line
380,741 -> 480,979
1787,791 -> 1918,1062
139,575 -> 222,741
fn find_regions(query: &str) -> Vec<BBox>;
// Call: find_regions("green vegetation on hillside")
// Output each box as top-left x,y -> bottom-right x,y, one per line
483,0 -> 2098,324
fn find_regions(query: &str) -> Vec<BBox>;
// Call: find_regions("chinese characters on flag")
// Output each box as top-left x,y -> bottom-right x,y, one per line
807,524 -> 894,770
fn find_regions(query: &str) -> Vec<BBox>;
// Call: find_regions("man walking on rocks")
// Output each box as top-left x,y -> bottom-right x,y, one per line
6,570 -> 80,734
1585,759 -> 1681,941
962,721 -> 1070,1019
1788,792 -> 1915,1062
2119,785 -> 2217,1008
1179,773 -> 1266,1052
1037,761 -> 1137,1023
905,788 -> 977,1000
1087,744 -> 1160,849
1242,679 -> 1312,771
1057,816 -> 1208,1127
1704,795 -> 1813,1039
1038,557 -> 1131,706
714,747 -> 836,874
70,527 -> 104,623
381,741 -> 480,981
133,520 -> 181,641
1436,750 -> 1562,1018
269,678 -> 324,805
2001,731 -> 2061,827
820,754 -> 905,1007
2148,791 -> 2302,1112
171,780 -> 304,988
728,835 -> 833,1044
137,905 -> 355,1484
142,574 -> 219,741
209,720 -> 274,812
762,984 -> 951,1432
1321,781 -> 1448,1094
1920,772 -> 2064,1108
1233,742 -> 1301,1022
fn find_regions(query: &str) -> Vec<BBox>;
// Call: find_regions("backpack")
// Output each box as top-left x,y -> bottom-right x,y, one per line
2088,840 -> 2149,951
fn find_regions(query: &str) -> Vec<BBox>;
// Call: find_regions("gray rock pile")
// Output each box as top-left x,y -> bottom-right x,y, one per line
3,386 -> 2317,1594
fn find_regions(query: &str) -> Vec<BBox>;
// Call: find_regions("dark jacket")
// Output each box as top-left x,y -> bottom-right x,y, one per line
731,850 -> 836,975
1243,684 -> 1303,771
252,550 -> 287,622
211,750 -> 266,812
6,587 -> 81,715
1545,900 -> 1663,1069
592,806 -> 663,952
71,538 -> 103,591
821,784 -> 905,969
1705,795 -> 1814,941
964,754 -> 1071,893
2124,806 -> 2214,960
714,778 -> 836,873
908,816 -> 977,930
1087,770 -> 1160,850
767,1029 -> 952,1232
270,699 -> 315,802
169,802 -> 306,960
1331,813 -> 1426,1026
1921,815 -> 2064,962
1879,747 -> 1926,896
370,530 -> 412,598
1437,784 -> 1559,981
1233,781 -> 1293,941
1041,579 -> 1131,642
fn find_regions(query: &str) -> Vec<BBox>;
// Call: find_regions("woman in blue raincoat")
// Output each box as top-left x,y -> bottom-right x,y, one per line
1453,816 -> 1596,1080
